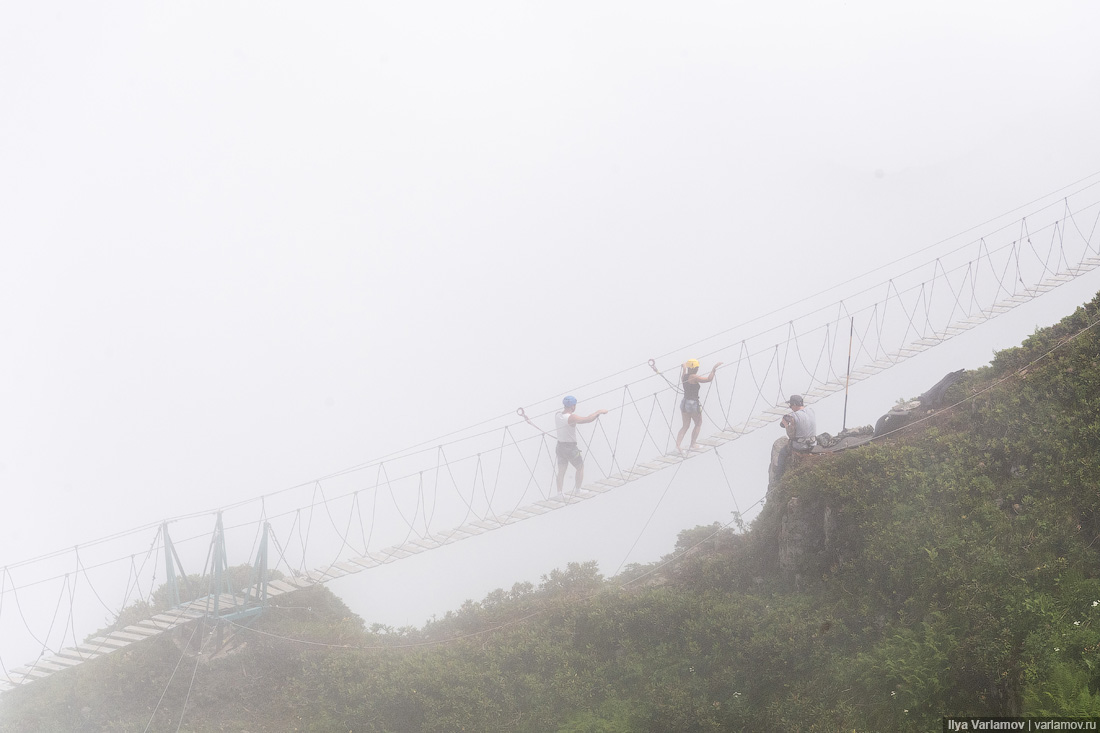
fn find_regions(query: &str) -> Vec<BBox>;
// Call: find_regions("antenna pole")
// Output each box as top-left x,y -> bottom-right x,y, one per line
842,317 -> 854,431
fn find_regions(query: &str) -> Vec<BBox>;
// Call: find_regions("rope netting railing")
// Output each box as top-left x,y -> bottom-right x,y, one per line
3,185 -> 1100,692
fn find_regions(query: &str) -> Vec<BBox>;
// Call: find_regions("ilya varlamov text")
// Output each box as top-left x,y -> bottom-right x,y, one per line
945,720 -> 1098,731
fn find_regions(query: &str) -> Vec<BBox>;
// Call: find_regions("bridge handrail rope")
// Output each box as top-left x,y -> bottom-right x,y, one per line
10,196 -> 1086,575
137,300 -> 1100,663
3,185 -> 1100,692
2,225 -> 1093,591
254,194 -> 1100,490
217,485 -> 760,655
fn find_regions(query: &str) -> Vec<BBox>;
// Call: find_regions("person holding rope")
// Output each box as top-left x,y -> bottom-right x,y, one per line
555,396 -> 608,494
675,359 -> 722,453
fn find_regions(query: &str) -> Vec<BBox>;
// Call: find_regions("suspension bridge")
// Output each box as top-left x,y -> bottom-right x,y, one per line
3,180 -> 1100,694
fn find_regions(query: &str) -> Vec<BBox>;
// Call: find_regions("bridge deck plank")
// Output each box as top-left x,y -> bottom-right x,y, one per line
38,655 -> 84,668
87,636 -> 131,649
122,625 -> 163,637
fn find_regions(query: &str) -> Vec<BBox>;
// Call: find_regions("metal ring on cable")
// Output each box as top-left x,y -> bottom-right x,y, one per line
648,358 -> 658,373
516,407 -> 527,418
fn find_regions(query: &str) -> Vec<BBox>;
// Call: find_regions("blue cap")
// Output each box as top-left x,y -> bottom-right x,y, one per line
563,395 -> 577,407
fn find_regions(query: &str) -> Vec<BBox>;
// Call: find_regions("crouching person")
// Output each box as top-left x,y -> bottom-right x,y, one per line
769,395 -> 816,489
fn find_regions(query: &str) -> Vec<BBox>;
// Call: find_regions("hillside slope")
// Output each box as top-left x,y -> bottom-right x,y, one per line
2,292 -> 1099,732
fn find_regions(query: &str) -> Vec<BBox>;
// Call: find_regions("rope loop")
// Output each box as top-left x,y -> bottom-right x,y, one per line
516,407 -> 527,418
647,359 -> 658,373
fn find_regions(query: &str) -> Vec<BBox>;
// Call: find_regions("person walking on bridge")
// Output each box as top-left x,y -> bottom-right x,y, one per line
675,359 -> 722,453
555,396 -> 608,494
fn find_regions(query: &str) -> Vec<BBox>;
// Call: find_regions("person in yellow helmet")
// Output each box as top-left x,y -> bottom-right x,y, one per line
675,358 -> 722,453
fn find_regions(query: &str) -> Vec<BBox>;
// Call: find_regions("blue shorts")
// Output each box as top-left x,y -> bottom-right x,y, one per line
680,398 -> 702,415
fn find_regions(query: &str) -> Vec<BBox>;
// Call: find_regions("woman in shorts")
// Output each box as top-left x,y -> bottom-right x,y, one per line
675,358 -> 722,453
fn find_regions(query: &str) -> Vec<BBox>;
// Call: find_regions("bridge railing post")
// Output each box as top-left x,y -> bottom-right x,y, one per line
161,522 -> 192,609
246,522 -> 270,607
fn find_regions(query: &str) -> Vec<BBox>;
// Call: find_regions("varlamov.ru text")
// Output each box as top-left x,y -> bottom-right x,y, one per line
946,720 -> 1097,731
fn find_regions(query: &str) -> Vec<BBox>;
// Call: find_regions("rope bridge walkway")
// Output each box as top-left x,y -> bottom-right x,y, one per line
3,181 -> 1100,693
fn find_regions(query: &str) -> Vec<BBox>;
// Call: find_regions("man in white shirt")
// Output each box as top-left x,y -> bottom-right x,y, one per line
781,394 -> 817,452
555,395 -> 608,494
770,394 -> 817,487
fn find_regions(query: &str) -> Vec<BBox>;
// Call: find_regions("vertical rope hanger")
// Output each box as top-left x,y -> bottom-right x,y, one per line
266,527 -> 295,580
847,305 -> 879,369
891,281 -> 923,349
471,454 -> 493,523
828,301 -> 847,379
123,525 -> 162,613
438,445 -> 479,527
1066,198 -> 1100,253
358,464 -> 384,557
737,341 -> 774,428
719,342 -> 747,428
313,483 -> 359,570
380,462 -> 417,536
787,320 -> 835,397
646,359 -> 684,455
502,433 -> 551,513
923,265 -> 937,338
776,324 -> 795,399
991,238 -> 1018,302
345,492 -> 366,557
485,428 -> 510,510
424,463 -> 439,533
866,302 -> 886,365
1022,216 -> 1056,278
966,253 -> 980,314
769,345 -> 785,408
505,422 -> 551,502
935,258 -> 969,329
879,281 -> 898,362
697,369 -> 723,438
63,571 -> 81,663
1012,234 -> 1025,293
610,385 -> 629,476
1057,202 -> 1072,269
623,385 -> 667,461
300,484 -> 321,572
576,429 -> 609,484
36,570 -> 71,660
1038,215 -> 1069,274
975,237 -> 1005,306
72,546 -> 115,618
710,361 -> 731,429
652,389 -> 683,453
395,472 -> 423,547
430,447 -> 445,529
243,498 -> 267,577
57,559 -> 80,660
807,322 -> 834,395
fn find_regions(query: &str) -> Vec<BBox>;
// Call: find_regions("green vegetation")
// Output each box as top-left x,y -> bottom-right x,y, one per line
3,292 -> 1099,732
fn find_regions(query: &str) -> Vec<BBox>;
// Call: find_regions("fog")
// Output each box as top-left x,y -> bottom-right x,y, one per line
2,1 -> 1099,672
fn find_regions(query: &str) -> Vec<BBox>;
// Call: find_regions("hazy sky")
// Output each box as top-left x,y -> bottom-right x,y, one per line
3,1 -> 1100,647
